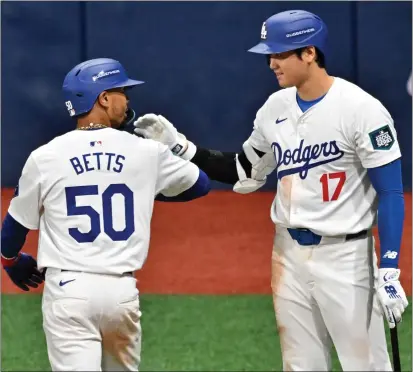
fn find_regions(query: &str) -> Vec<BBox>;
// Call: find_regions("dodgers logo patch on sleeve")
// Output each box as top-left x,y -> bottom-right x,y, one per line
368,125 -> 394,150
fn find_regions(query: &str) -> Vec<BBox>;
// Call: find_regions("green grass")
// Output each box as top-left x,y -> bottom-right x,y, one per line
1,294 -> 412,371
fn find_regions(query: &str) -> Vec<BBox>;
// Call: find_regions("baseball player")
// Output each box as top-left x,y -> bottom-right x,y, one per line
1,58 -> 210,371
133,10 -> 408,371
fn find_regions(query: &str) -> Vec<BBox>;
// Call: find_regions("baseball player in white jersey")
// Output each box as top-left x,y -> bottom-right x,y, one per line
133,10 -> 408,371
1,58 -> 210,371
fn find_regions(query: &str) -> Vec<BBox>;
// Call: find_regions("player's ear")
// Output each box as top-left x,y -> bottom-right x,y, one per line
303,46 -> 316,64
97,91 -> 110,109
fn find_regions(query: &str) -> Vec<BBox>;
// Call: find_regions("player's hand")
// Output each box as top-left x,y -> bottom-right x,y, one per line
134,114 -> 189,156
377,268 -> 409,328
1,253 -> 44,291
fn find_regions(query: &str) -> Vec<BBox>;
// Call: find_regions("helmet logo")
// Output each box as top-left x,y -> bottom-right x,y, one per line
92,69 -> 121,82
286,28 -> 315,38
65,101 -> 75,117
260,22 -> 267,40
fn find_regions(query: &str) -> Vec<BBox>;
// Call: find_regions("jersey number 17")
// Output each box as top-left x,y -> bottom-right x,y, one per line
320,172 -> 346,202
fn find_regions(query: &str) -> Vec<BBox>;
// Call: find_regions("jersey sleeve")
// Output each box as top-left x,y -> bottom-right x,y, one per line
246,102 -> 274,154
156,143 -> 200,197
8,154 -> 43,230
354,98 -> 401,168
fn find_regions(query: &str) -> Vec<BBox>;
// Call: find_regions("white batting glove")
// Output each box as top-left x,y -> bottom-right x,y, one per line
377,268 -> 409,328
133,114 -> 197,160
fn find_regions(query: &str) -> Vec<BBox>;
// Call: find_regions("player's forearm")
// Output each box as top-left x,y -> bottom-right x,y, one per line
190,147 -> 240,185
367,159 -> 404,268
156,169 -> 211,202
1,213 -> 29,259
190,144 -> 266,185
376,190 -> 404,268
190,145 -> 272,195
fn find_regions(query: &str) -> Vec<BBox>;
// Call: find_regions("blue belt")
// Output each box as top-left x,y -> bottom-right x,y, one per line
287,228 -> 367,246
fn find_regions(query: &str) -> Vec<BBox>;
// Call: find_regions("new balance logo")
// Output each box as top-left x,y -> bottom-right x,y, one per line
383,251 -> 398,259
385,285 -> 401,299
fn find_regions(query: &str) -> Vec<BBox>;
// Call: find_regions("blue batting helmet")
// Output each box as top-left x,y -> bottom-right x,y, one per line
62,58 -> 144,117
248,10 -> 328,56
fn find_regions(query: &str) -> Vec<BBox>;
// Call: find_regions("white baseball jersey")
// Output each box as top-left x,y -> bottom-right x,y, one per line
248,77 -> 401,236
8,128 -> 199,274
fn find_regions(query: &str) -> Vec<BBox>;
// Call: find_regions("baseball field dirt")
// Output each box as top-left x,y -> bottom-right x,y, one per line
1,189 -> 412,371
1,189 -> 412,295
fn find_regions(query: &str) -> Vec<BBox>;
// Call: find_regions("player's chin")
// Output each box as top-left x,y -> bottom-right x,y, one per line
277,75 -> 291,88
276,77 -> 293,88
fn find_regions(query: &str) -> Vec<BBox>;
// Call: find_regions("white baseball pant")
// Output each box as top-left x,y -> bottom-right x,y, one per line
271,226 -> 392,371
42,268 -> 141,371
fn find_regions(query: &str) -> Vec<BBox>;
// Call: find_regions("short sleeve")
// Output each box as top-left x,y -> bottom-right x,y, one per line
355,98 -> 401,168
8,154 -> 43,229
247,102 -> 273,154
156,143 -> 200,197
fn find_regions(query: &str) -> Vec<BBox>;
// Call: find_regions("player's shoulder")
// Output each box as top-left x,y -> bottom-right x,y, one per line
255,87 -> 296,124
333,77 -> 386,110
30,129 -> 84,157
104,129 -> 170,160
30,127 -> 165,165
264,87 -> 296,108
112,129 -> 166,152
28,131 -> 71,160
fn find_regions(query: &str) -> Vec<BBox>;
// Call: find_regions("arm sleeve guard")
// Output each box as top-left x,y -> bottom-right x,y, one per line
191,147 -> 240,184
367,158 -> 404,269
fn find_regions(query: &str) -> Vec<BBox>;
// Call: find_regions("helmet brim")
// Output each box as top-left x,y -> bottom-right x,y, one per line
248,41 -> 296,55
115,78 -> 145,89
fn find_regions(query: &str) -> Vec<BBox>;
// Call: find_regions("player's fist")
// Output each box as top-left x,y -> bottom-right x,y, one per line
134,114 -> 182,149
2,252 -> 44,291
134,114 -> 196,159
377,268 -> 409,328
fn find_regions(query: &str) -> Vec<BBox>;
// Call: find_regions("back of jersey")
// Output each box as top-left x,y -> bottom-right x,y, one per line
8,128 -> 199,275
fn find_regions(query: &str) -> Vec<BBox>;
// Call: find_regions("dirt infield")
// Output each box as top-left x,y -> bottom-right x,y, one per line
1,188 -> 411,295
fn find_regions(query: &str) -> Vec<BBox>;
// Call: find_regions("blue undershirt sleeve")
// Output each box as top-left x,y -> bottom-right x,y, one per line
1,213 -> 29,259
156,169 -> 210,202
366,159 -> 404,268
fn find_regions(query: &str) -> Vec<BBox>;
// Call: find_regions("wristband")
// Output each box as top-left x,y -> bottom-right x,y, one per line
181,141 -> 197,161
1,253 -> 19,267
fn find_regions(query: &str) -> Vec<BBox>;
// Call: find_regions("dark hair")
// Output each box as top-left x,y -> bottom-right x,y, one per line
294,47 -> 326,68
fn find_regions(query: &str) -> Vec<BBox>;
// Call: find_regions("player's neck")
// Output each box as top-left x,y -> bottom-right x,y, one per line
296,70 -> 334,101
76,113 -> 112,130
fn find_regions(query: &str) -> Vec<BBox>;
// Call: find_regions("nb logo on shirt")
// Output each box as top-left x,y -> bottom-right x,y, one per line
271,139 -> 345,180
383,250 -> 398,259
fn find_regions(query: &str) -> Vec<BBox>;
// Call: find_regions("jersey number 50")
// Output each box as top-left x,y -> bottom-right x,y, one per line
65,184 -> 134,243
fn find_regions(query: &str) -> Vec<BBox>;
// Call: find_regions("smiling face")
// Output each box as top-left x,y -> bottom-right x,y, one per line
268,47 -> 319,88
